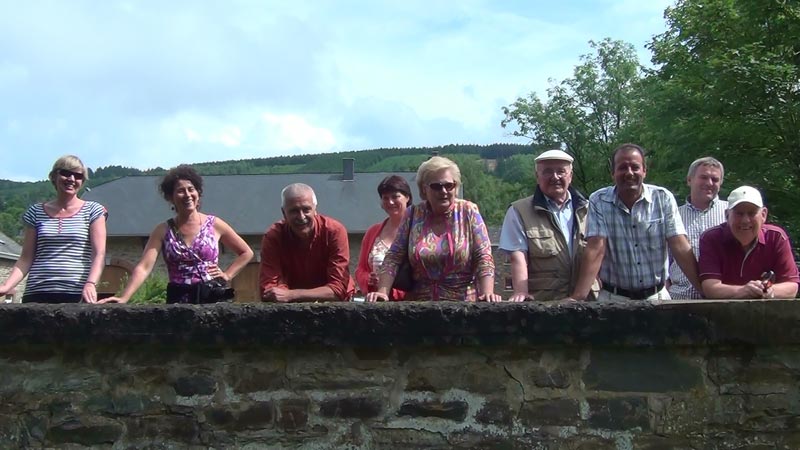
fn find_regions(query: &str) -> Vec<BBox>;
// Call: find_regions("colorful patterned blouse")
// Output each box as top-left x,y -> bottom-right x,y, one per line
383,199 -> 495,301
162,215 -> 219,285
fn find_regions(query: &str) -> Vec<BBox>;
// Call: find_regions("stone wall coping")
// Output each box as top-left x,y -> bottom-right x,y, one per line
1,299 -> 798,347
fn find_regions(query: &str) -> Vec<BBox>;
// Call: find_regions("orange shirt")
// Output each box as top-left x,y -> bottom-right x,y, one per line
259,214 -> 355,301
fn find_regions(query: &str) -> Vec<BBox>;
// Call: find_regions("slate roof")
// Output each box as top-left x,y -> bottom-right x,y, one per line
83,171 -> 418,236
0,230 -> 22,261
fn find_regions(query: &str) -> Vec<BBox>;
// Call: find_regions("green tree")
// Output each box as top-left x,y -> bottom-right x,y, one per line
645,0 -> 800,238
502,38 -> 644,195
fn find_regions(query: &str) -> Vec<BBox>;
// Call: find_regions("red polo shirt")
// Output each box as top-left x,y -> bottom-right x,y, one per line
699,223 -> 800,287
259,214 -> 355,301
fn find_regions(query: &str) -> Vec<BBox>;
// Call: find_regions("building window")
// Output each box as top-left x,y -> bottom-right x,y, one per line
504,277 -> 513,291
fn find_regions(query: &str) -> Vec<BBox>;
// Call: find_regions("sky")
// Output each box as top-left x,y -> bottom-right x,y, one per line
0,0 -> 674,182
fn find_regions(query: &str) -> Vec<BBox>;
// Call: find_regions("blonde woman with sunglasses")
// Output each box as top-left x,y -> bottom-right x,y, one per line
366,156 -> 501,302
0,155 -> 107,303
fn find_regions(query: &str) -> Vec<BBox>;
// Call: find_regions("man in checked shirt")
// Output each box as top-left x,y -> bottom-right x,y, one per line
567,144 -> 702,301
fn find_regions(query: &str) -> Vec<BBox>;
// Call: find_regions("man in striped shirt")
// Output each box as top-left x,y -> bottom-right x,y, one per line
667,157 -> 727,299
568,144 -> 702,301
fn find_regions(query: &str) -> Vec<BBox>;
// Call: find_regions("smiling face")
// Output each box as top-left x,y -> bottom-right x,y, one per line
536,159 -> 572,204
54,167 -> 85,196
381,191 -> 410,219
172,179 -> 200,213
423,168 -> 457,214
727,202 -> 767,248
282,190 -> 317,239
688,164 -> 722,207
613,148 -> 647,197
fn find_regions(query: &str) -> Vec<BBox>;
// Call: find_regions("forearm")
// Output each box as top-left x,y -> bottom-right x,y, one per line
118,266 -> 152,302
287,286 -> 339,302
223,250 -> 254,281
772,281 -> 799,299
477,275 -> 495,296
509,252 -> 528,296
669,236 -> 701,292
673,251 -> 700,292
701,281 -> 745,299
86,248 -> 106,284
570,243 -> 604,300
1,266 -> 28,292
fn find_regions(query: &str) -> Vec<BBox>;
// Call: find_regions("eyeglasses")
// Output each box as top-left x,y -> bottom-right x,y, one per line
540,168 -> 570,178
428,182 -> 456,192
58,169 -> 85,180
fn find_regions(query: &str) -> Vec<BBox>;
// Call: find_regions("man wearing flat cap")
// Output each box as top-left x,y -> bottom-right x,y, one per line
699,186 -> 799,299
499,149 -> 597,301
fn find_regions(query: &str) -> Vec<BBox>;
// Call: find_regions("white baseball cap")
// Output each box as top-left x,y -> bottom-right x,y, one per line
727,185 -> 763,209
535,149 -> 574,163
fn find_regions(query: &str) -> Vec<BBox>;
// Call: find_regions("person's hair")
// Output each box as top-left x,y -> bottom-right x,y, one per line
49,155 -> 89,186
159,165 -> 203,201
281,183 -> 318,208
416,156 -> 461,197
377,175 -> 413,204
687,156 -> 724,181
609,143 -> 647,172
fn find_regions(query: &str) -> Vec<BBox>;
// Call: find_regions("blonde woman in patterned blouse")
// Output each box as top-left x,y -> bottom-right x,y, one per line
365,156 -> 500,302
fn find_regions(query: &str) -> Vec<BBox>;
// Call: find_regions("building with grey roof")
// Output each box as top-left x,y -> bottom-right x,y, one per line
85,160 -> 416,236
0,230 -> 22,302
83,160 -> 418,300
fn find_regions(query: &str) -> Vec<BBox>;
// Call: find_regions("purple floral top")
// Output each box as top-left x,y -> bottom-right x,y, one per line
162,215 -> 219,284
383,199 -> 495,301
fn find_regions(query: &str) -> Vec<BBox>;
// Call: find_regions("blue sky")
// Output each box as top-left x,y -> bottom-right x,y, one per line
0,0 -> 673,182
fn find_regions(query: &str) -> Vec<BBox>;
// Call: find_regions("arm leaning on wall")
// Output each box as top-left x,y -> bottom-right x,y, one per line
98,223 -> 166,304
467,201 -> 500,302
0,227 -> 37,296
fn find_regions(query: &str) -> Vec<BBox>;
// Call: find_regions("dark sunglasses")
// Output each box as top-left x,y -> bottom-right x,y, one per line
428,182 -> 456,192
58,169 -> 85,180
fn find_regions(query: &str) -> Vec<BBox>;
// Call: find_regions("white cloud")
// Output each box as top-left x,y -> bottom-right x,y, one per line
261,113 -> 336,153
0,0 -> 671,181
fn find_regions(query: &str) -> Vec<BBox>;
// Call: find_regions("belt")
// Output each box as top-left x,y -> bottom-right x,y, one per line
602,282 -> 664,300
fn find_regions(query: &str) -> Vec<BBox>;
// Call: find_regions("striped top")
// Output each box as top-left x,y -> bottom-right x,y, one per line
22,201 -> 107,295
668,197 -> 728,299
586,184 -> 686,291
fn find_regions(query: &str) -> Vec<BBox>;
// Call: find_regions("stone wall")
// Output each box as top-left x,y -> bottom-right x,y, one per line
1,300 -> 798,448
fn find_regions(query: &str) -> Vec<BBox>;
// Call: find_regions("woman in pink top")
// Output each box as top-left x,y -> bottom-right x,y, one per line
366,157 -> 501,302
101,165 -> 253,304
355,175 -> 412,300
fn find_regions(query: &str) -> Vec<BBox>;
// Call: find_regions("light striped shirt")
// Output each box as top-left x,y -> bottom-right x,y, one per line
22,201 -> 107,294
586,184 -> 686,291
668,196 -> 728,299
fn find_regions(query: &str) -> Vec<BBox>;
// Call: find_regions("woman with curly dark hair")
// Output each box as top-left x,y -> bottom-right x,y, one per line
101,165 -> 253,304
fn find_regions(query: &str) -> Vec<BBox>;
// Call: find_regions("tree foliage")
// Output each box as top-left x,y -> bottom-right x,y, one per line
501,38 -> 643,194
646,0 -> 800,237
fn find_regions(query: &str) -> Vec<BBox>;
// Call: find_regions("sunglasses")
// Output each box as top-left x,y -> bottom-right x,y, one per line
58,169 -> 85,180
428,182 -> 456,192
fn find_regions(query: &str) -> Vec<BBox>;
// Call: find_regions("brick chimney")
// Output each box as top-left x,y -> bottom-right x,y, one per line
342,158 -> 355,181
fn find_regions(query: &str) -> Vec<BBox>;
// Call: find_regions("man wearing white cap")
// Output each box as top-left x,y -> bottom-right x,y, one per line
499,149 -> 596,301
568,143 -> 701,301
698,186 -> 799,299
